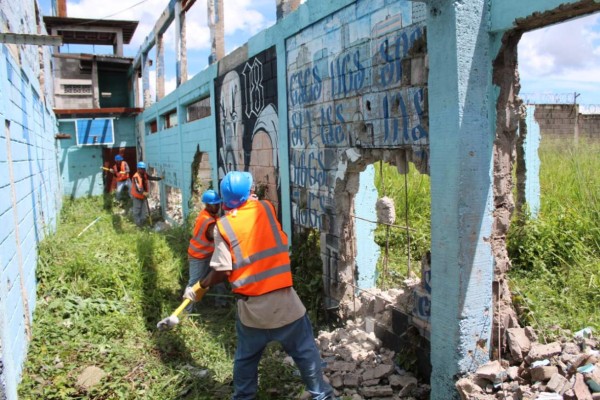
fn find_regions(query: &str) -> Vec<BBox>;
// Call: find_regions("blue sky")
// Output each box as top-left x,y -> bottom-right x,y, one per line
38,0 -> 600,112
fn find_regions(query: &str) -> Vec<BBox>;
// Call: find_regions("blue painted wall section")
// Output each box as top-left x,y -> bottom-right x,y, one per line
0,2 -> 61,398
133,1 -> 600,399
523,106 -> 541,218
58,117 -> 136,198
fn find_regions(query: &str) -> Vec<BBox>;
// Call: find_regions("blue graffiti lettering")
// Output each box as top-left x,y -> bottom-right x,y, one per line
330,49 -> 365,98
289,66 -> 322,106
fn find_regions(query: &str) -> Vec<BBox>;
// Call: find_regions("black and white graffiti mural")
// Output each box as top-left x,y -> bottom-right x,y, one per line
215,47 -> 281,213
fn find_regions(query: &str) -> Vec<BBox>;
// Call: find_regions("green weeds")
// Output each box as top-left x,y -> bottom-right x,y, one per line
508,138 -> 600,337
19,196 -> 308,399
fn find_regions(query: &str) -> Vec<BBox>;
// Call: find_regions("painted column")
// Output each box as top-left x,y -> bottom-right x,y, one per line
91,57 -> 99,108
207,0 -> 224,65
427,1 -> 494,398
156,33 -> 165,100
113,29 -> 124,56
142,52 -> 152,108
521,105 -> 541,217
175,0 -> 187,86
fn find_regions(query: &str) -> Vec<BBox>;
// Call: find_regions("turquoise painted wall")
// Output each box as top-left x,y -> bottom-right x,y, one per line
134,1 -> 600,399
524,106 -> 541,217
0,3 -> 61,397
58,116 -> 137,198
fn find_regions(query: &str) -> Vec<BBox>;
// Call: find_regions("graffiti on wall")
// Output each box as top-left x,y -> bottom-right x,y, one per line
215,47 -> 281,212
287,7 -> 428,230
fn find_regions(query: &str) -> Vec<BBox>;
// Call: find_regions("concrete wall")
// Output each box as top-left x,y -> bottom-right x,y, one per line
58,117 -> 136,198
135,0 -> 600,398
0,1 -> 62,398
534,103 -> 600,140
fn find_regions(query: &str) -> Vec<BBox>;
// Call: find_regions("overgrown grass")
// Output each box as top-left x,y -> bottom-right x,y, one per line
18,197 -> 312,399
374,162 -> 431,288
508,138 -> 600,337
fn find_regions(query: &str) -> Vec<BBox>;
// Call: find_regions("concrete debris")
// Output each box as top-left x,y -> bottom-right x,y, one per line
313,318 -> 430,399
458,329 -> 600,399
376,197 -> 396,225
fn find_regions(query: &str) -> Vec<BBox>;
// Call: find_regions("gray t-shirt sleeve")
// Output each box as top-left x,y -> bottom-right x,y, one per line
209,225 -> 233,271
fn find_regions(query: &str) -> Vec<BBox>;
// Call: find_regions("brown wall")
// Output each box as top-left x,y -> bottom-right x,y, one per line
534,104 -> 600,139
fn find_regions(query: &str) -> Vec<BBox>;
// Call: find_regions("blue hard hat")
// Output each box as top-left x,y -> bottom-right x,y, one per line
137,161 -> 146,169
220,171 -> 252,209
201,189 -> 221,205
115,155 -> 123,161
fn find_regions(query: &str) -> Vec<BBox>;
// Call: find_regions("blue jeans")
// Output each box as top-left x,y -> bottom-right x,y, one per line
187,257 -> 227,308
233,314 -> 335,400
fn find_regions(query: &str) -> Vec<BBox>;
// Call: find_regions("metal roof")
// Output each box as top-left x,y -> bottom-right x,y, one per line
43,17 -> 138,45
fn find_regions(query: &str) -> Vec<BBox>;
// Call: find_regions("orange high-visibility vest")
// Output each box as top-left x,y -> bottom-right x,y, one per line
188,209 -> 216,259
217,200 -> 292,296
130,172 -> 147,200
113,161 -> 130,181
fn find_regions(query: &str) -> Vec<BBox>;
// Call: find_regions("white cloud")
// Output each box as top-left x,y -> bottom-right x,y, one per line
519,14 -> 600,77
519,13 -> 600,105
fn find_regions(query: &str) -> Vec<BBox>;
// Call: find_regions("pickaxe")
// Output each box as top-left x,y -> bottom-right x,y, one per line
156,281 -> 208,330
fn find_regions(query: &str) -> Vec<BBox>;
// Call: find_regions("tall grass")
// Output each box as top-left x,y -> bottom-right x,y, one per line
374,162 -> 431,288
19,197 -> 308,399
508,138 -> 600,336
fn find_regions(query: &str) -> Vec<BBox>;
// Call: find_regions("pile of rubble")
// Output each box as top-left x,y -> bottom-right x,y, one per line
457,327 -> 600,400
306,319 -> 430,400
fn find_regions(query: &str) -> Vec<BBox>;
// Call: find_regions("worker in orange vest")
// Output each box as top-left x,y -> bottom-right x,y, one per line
112,154 -> 131,200
184,189 -> 227,309
185,171 -> 337,400
130,161 -> 162,227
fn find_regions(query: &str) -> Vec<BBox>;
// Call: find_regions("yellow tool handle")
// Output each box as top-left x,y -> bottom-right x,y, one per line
171,282 -> 208,317
172,299 -> 191,317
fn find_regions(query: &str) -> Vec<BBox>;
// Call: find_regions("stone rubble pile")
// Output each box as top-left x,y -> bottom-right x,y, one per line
457,327 -> 600,400
308,318 -> 430,400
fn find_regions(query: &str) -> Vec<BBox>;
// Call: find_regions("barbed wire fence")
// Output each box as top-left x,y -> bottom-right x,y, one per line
520,92 -> 600,114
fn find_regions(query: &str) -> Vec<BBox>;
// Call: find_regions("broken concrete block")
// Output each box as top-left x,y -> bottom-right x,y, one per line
475,360 -> 507,384
343,373 -> 360,387
456,378 -> 484,400
573,373 -> 593,400
361,378 -> 380,386
546,372 -> 568,393
507,328 -> 532,361
526,342 -> 562,364
530,365 -> 558,382
330,361 -> 357,372
389,374 -> 418,388
361,363 -> 394,381
359,385 -> 393,397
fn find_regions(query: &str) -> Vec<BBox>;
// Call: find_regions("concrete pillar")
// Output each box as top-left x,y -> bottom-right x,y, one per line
175,1 -> 188,86
427,1 -> 493,398
91,57 -> 99,108
113,29 -> 124,56
517,106 -> 541,218
142,52 -> 152,108
156,34 -> 165,100
207,0 -> 224,64
275,0 -> 300,20
56,0 -> 67,17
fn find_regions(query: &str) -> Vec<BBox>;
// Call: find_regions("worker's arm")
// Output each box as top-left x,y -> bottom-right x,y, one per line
200,269 -> 230,288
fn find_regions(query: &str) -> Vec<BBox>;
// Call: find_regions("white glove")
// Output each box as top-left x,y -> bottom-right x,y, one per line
183,286 -> 198,302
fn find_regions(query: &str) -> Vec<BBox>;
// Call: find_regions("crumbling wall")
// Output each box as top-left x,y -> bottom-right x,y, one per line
286,2 -> 429,308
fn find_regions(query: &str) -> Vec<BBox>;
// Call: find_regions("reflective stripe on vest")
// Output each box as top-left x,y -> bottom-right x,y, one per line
217,200 -> 292,296
130,172 -> 146,199
188,210 -> 215,259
